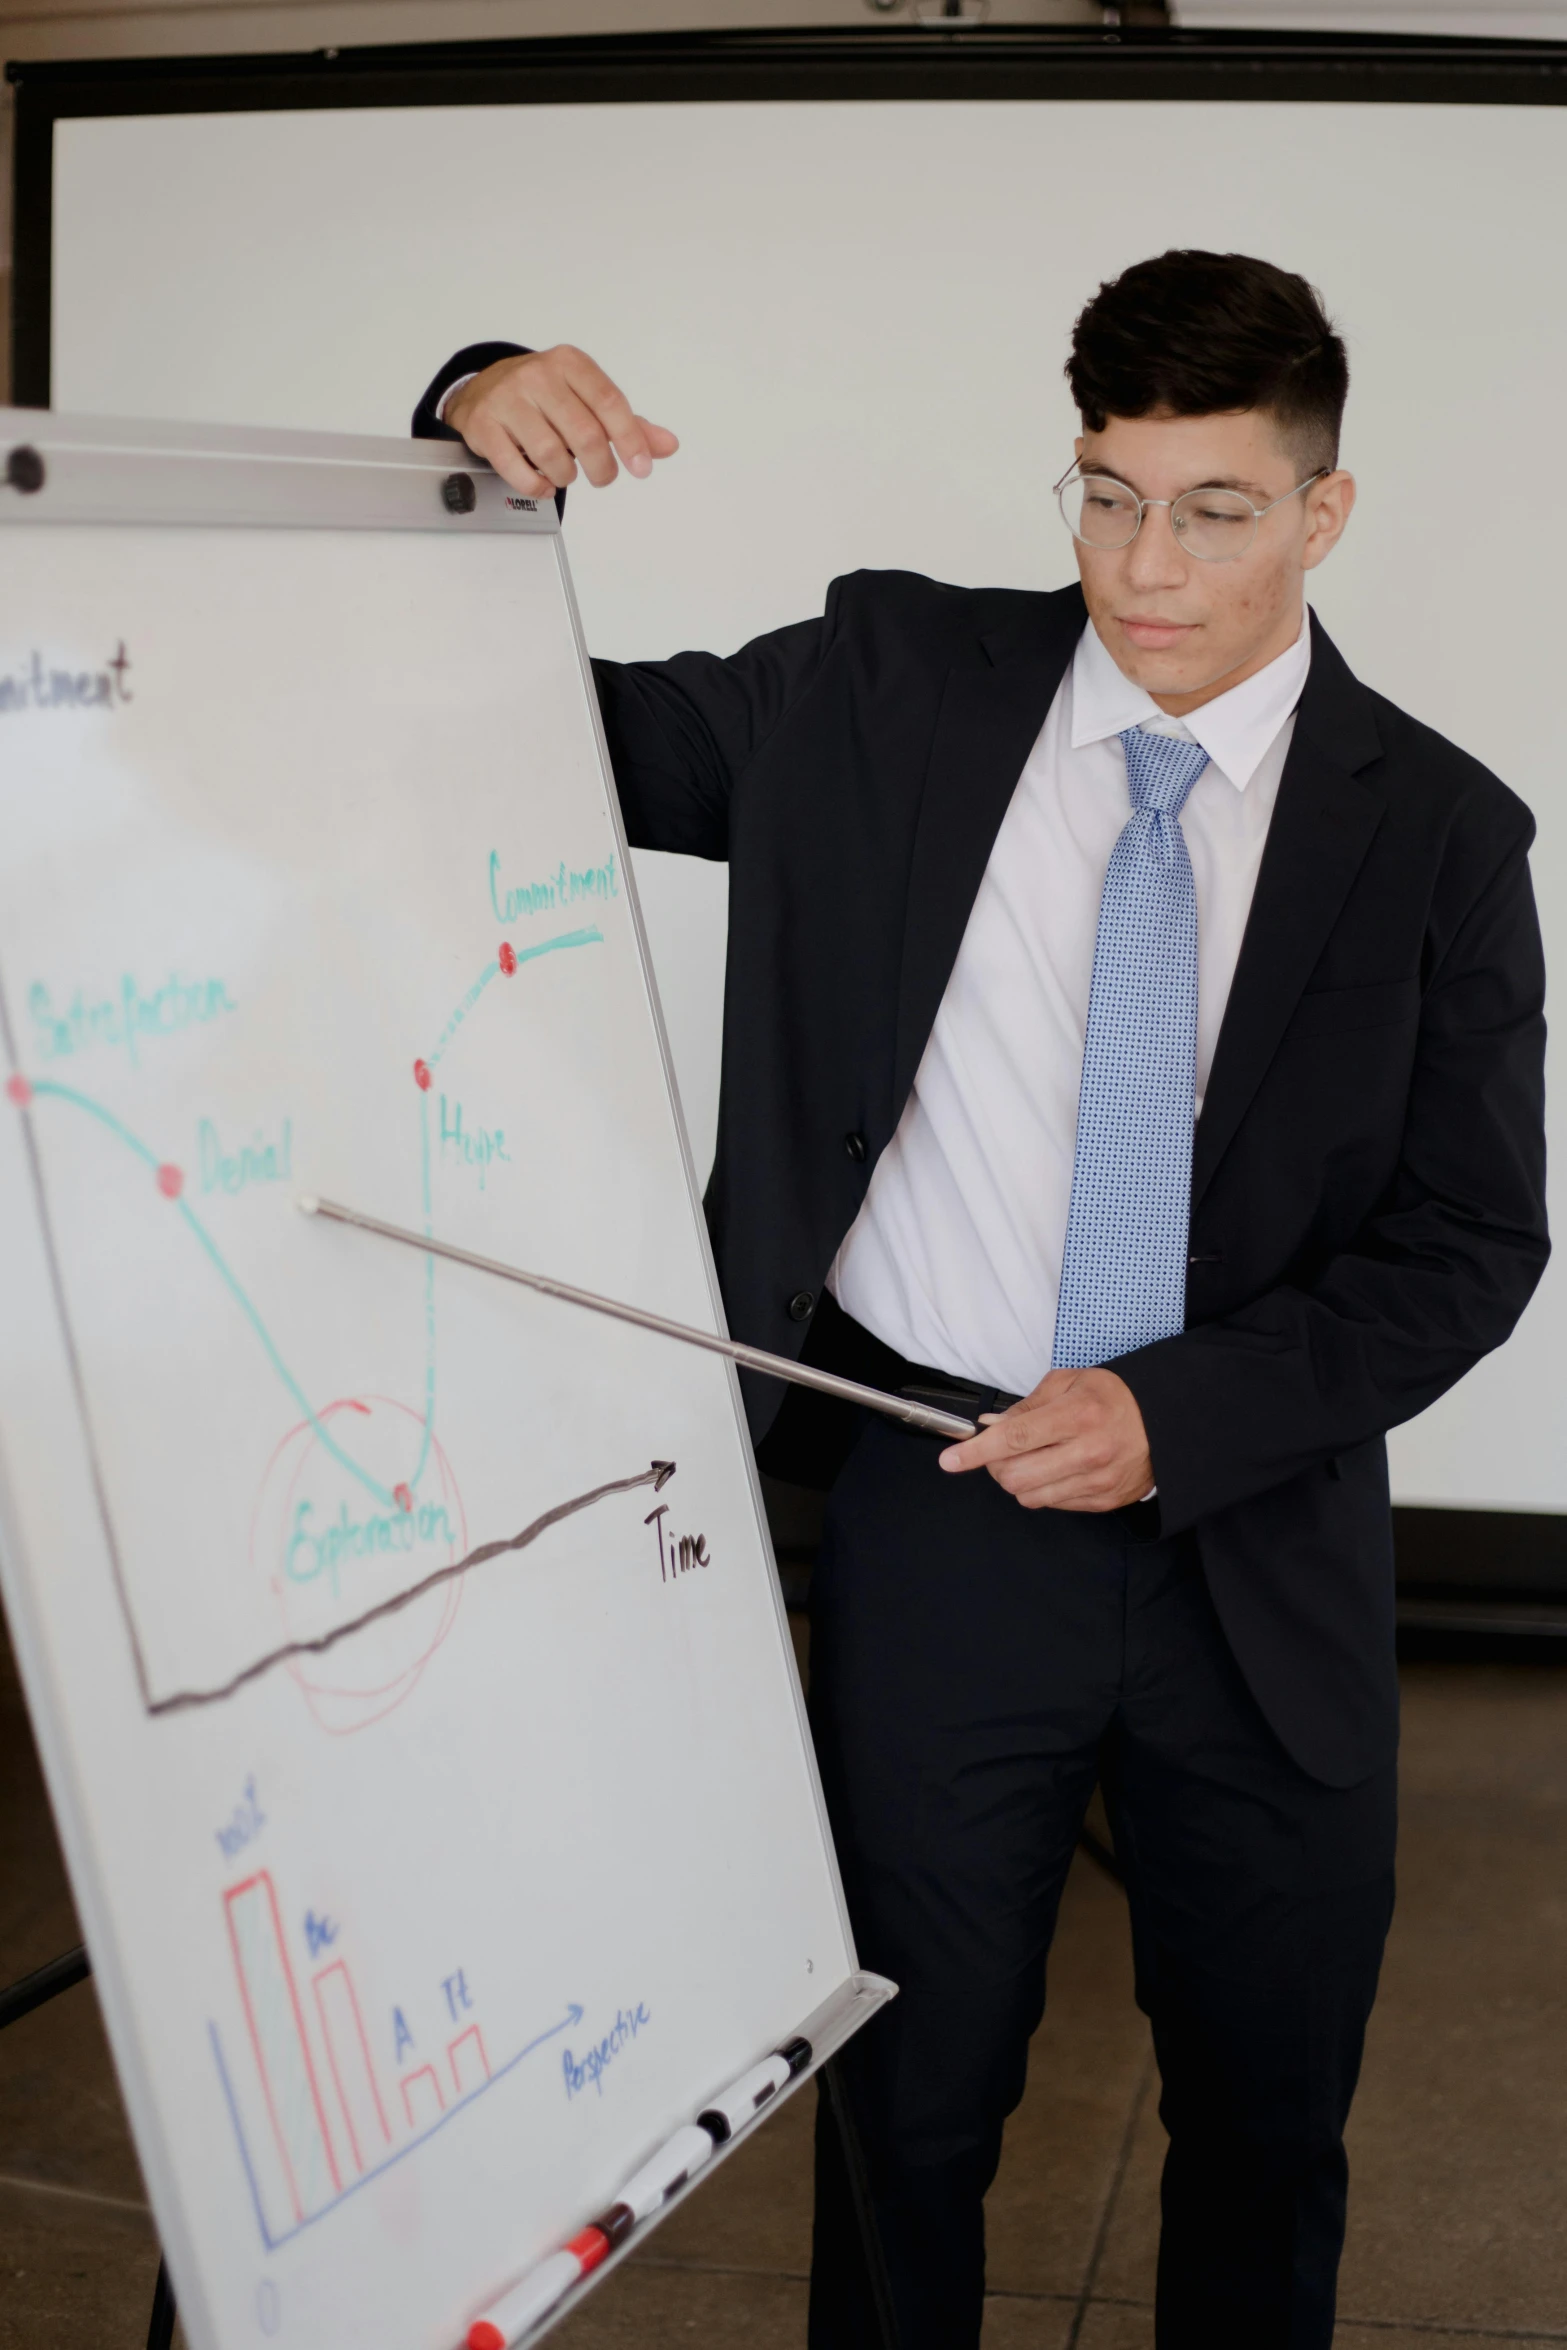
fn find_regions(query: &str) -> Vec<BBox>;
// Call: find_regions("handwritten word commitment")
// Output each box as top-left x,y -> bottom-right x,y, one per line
0,643 -> 132,716
439,1095 -> 510,1189
199,1117 -> 292,1196
644,1505 -> 711,1585
285,1496 -> 456,1598
563,2003 -> 652,2100
489,849 -> 619,923
29,973 -> 237,1069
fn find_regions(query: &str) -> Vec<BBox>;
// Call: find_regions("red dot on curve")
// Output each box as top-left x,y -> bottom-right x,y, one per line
413,1059 -> 432,1091
393,1483 -> 413,1515
156,1164 -> 184,1200
5,1074 -> 32,1107
498,942 -> 517,975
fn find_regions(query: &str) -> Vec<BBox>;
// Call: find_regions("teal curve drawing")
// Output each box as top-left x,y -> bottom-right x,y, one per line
11,925 -> 604,1515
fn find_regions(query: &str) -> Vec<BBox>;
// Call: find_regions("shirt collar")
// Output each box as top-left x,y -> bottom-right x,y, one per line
1068,609 -> 1311,793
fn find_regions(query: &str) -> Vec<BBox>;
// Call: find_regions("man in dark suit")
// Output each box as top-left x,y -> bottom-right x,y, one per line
414,251 -> 1548,2349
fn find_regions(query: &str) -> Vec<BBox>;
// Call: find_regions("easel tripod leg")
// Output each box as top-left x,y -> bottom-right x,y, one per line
146,2253 -> 177,2350
821,2054 -> 901,2350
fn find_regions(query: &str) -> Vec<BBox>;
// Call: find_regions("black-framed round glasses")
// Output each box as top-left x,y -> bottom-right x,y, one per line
1054,463 -> 1329,563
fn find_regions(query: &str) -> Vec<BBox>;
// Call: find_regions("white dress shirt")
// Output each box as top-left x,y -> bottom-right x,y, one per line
827,610 -> 1311,1398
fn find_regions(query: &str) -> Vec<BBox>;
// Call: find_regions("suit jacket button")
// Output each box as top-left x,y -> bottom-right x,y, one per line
843,1131 -> 867,1162
788,1290 -> 815,1323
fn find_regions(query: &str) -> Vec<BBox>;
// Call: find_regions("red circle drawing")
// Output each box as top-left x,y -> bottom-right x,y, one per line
413,1059 -> 432,1091
498,942 -> 517,976
5,1075 -> 32,1107
156,1163 -> 184,1199
252,1398 -> 467,1736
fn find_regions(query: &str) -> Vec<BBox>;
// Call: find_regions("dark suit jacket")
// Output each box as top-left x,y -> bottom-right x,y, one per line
417,346 -> 1549,1788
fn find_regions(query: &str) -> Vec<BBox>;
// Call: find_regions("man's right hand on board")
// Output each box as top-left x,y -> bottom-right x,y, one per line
444,347 -> 679,497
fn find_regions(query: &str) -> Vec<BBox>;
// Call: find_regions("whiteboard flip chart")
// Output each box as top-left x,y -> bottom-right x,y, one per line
0,414 -> 887,2350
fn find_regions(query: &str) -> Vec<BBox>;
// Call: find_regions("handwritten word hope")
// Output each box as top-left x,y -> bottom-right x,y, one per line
563,2003 -> 652,2100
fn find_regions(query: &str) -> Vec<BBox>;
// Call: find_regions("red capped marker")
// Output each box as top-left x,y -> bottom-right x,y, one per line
467,2226 -> 612,2348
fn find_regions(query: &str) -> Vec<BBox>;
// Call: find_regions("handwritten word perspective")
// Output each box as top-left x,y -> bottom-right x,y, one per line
563,2003 -> 652,2100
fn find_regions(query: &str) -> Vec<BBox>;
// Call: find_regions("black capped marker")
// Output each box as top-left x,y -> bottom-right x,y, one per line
698,2037 -> 814,2143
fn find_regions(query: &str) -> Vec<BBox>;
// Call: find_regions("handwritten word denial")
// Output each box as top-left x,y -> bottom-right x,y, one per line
563,2003 -> 652,2100
489,848 -> 619,924
29,972 -> 237,1068
0,642 -> 132,715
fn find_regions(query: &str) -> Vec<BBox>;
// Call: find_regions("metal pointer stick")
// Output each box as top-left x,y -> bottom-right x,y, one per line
296,1195 -> 979,1441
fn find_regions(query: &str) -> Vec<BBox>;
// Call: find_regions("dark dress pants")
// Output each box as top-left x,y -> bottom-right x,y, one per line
806,1416 -> 1396,2350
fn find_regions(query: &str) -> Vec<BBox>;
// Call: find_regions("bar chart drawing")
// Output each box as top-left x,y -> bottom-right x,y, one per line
448,2024 -> 491,2098
223,1873 -> 342,2227
313,1960 -> 392,2177
401,2065 -> 446,2129
213,1863 -> 587,2253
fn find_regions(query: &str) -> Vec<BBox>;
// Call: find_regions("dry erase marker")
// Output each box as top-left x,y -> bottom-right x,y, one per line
698,2037 -> 814,2142
614,2121 -> 717,2219
466,2226 -> 611,2349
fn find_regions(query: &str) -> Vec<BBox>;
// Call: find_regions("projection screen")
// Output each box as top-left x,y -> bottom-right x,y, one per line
15,31 -> 1566,1518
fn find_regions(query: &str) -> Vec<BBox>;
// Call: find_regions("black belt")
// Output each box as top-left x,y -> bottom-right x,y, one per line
810,1292 -> 1024,1430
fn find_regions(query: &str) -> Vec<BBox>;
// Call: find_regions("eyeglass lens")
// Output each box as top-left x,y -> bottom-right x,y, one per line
1059,475 -> 1260,561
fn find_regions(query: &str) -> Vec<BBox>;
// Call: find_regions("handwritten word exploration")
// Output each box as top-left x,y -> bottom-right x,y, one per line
198,1117 -> 292,1196
489,849 -> 618,924
562,2003 -> 652,2100
439,1095 -> 510,1190
29,972 -> 237,1069
285,1496 -> 457,1599
0,642 -> 132,716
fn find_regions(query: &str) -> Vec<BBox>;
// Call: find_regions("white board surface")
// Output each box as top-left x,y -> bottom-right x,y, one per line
46,92 -> 1566,1513
0,418 -> 869,2350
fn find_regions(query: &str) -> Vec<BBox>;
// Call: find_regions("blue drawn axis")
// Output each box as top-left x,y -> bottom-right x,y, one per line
209,2003 -> 583,2254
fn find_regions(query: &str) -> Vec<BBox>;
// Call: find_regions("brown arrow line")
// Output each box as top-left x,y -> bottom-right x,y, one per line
145,1460 -> 677,1718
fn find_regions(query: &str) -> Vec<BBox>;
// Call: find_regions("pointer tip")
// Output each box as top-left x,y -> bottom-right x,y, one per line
296,1194 -> 321,1217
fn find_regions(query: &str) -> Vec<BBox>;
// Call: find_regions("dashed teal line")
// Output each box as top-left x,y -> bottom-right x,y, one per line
23,926 -> 604,1513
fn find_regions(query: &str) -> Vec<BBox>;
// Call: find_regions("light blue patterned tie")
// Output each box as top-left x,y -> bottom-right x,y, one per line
1052,725 -> 1209,1370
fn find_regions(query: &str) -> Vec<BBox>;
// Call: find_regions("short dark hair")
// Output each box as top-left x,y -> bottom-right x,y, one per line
1066,250 -> 1349,471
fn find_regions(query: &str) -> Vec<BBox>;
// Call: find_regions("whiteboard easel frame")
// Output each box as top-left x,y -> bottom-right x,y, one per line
0,407 -> 891,2350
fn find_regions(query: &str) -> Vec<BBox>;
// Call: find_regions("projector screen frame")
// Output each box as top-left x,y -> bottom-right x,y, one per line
13,20 -> 1567,408
8,18 -> 1566,1609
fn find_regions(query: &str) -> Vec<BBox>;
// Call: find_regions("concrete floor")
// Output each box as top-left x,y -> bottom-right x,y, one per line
4,1615 -> 1566,2349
